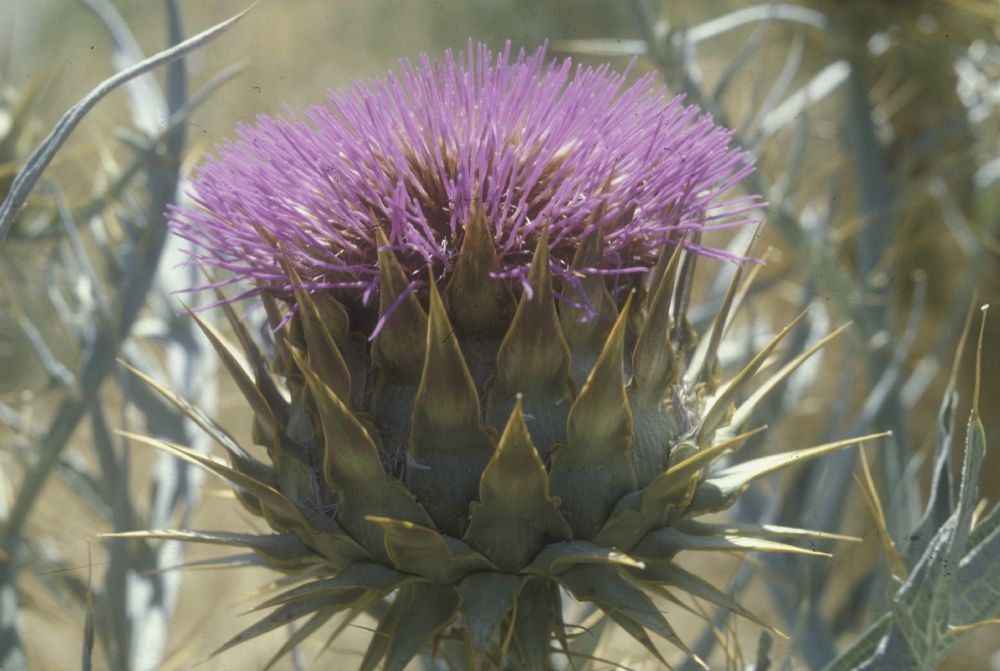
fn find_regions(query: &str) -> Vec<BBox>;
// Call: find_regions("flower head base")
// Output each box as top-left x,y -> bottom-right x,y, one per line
170,41 -> 759,327
139,41 -> 875,671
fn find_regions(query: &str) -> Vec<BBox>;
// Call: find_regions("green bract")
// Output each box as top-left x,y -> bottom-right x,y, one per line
119,227 -> 878,670
119,41 -> 885,670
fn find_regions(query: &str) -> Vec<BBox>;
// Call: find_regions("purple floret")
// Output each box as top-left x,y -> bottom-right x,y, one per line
170,40 -> 761,326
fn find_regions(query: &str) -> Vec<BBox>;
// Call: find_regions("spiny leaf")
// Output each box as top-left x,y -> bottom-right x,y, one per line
606,611 -> 672,667
458,572 -> 520,663
99,530 -> 319,570
293,343 -> 399,488
677,520 -> 859,544
283,261 -> 354,404
280,257 -> 368,406
261,607 -> 339,671
486,228 -> 574,459
628,393 -> 682,491
967,502 -> 1000,552
292,348 -> 433,560
632,240 -> 683,398
670,239 -> 701,353
633,527 -> 831,560
684,250 -> 745,392
371,222 -> 427,377
906,388 -> 959,567
525,540 -> 645,576
662,426 -> 766,494
269,450 -> 318,514
820,613 -> 892,671
260,291 -> 294,374
118,359 -> 273,487
370,222 -> 428,454
214,590 -> 366,658
464,396 -> 571,570
155,553 -> 270,573
721,321 -> 852,438
953,506 -> 1000,628
359,582 -> 459,671
306,527 -> 375,572
366,516 -> 495,584
559,563 -> 699,664
116,432 -> 306,532
855,314 -> 991,671
445,202 -> 513,334
596,427 -> 765,549
855,447 -> 908,581
628,242 -> 684,485
695,310 -> 808,446
631,561 -> 775,633
919,307 -> 993,631
317,292 -> 371,408
688,230 -> 764,388
550,293 -> 637,539
883,412 -> 988,665
511,577 -> 557,671
559,225 -> 619,385
114,431 -> 370,567
407,274 -> 495,537
251,562 -> 410,611
185,305 -> 279,446
953,306 -> 989,548
686,432 -> 890,515
319,591 -> 384,655
214,285 -> 289,419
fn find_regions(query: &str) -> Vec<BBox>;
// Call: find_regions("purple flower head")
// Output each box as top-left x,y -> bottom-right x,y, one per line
170,40 -> 761,332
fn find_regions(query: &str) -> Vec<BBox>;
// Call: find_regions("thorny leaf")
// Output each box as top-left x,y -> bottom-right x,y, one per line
826,307 -> 996,671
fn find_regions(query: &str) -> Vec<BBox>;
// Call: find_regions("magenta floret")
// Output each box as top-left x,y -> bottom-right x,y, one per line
170,40 -> 760,319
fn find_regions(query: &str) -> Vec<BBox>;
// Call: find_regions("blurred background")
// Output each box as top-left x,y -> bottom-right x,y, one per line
1,0 -> 998,669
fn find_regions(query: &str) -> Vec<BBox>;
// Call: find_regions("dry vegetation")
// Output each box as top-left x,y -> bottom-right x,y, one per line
1,1 -> 998,669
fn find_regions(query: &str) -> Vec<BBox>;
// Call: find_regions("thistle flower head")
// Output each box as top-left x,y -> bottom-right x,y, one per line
137,40 -> 870,671
170,40 -> 759,324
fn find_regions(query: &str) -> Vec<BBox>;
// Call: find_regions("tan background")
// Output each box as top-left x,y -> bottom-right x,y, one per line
2,0 -> 998,669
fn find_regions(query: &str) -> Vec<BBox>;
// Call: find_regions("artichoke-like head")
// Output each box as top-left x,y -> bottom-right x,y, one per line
145,41 -> 867,670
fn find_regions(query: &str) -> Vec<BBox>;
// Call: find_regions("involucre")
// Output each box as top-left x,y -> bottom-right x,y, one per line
120,41 -> 876,670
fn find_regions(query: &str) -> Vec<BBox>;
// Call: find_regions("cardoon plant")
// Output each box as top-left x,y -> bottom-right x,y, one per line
118,41 -> 881,669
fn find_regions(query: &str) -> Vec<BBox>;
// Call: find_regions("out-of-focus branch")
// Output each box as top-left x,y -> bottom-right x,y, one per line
0,6 -> 248,247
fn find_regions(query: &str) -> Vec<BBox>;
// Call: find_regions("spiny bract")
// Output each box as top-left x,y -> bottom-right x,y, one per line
120,41 -> 877,670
